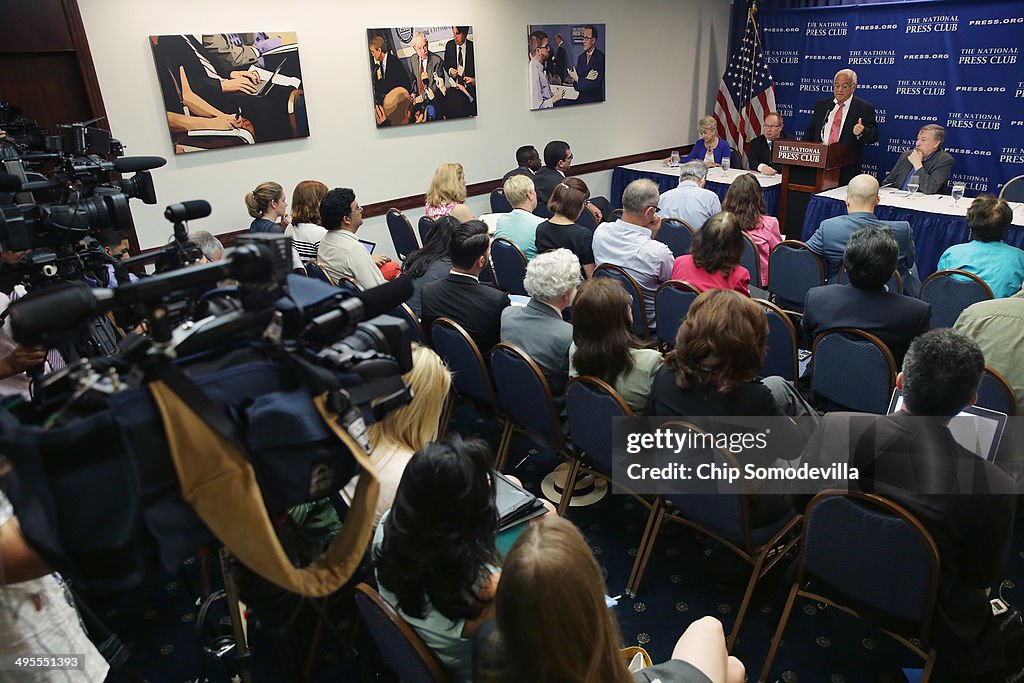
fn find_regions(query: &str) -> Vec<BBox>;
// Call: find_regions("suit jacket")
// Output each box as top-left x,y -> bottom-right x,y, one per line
547,43 -> 569,82
501,167 -> 534,184
748,132 -> 794,172
803,96 -> 879,183
405,51 -> 447,99
500,299 -> 573,395
805,211 -> 921,296
882,149 -> 955,195
573,48 -> 605,103
802,284 -> 931,367
532,167 -> 565,215
372,52 -> 411,105
421,273 -> 510,354
443,39 -> 475,82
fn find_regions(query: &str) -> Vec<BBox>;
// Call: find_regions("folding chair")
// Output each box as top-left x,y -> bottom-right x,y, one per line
978,365 -> 1017,415
811,328 -> 897,414
759,298 -> 800,382
490,188 -> 513,213
385,208 -> 419,261
654,280 -> 700,348
656,218 -> 695,259
920,269 -> 994,329
594,263 -> 650,341
768,240 -> 825,313
354,583 -> 448,683
489,237 -> 528,296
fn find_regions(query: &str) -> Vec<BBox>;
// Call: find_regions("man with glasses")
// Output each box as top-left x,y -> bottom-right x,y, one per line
804,68 -> 878,184
748,112 -> 792,175
317,187 -> 387,288
529,30 -> 562,111
568,25 -> 605,104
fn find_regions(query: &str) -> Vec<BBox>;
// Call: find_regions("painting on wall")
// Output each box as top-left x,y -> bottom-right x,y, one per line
526,24 -> 606,111
149,33 -> 308,154
366,26 -> 477,127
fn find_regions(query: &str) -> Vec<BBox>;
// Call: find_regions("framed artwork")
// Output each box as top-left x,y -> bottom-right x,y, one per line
366,26 -> 477,127
149,32 -> 308,154
527,24 -> 606,110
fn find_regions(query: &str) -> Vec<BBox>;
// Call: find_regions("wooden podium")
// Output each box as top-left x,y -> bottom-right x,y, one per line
773,141 -> 854,237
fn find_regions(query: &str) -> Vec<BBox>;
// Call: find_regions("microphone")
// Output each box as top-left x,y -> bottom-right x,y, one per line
0,173 -> 22,193
9,282 -> 114,347
304,275 -> 413,343
112,156 -> 167,173
164,200 -> 212,222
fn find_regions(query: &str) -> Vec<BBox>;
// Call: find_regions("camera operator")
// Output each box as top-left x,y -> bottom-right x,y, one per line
94,230 -> 139,289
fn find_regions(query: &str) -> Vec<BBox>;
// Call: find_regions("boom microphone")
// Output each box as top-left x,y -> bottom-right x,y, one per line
303,275 -> 414,344
164,200 -> 212,223
9,282 -> 113,347
112,156 -> 167,173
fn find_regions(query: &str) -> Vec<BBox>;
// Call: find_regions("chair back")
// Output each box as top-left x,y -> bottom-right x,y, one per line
565,376 -> 633,477
978,366 -> 1017,415
390,302 -> 424,344
594,264 -> 649,339
740,231 -> 761,286
490,188 -> 513,213
489,237 -> 529,295
798,492 -> 940,636
920,269 -> 994,329
430,318 -> 500,412
576,206 -> 598,231
654,280 -> 700,348
999,174 -> 1024,202
417,216 -> 437,246
304,260 -> 333,284
656,218 -> 695,259
768,240 -> 825,312
490,343 -> 564,446
759,298 -> 799,382
811,329 -> 896,414
385,209 -> 420,261
353,583 -> 447,683
836,265 -> 903,295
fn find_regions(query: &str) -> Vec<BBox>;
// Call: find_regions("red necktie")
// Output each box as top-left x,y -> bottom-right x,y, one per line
827,102 -> 844,144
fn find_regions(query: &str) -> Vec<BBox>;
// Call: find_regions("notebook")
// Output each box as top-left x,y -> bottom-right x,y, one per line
359,239 -> 376,254
887,388 -> 1007,462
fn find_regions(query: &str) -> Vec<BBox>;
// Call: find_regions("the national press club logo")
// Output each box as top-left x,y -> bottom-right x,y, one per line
1016,82 -> 1024,98
765,50 -> 800,65
849,50 -> 895,66
775,103 -> 795,119
895,80 -> 946,96
946,112 -> 1002,131
905,15 -> 959,33
958,47 -> 1018,66
875,108 -> 886,124
806,20 -> 848,36
799,77 -> 833,93
886,138 -> 917,154
948,173 -> 989,193
1000,148 -> 1024,165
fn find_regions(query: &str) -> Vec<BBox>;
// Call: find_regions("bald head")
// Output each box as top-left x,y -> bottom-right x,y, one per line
846,174 -> 880,211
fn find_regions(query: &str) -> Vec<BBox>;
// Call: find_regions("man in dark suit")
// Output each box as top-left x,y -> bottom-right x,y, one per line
806,174 -> 921,296
803,226 -> 930,367
546,33 -> 569,84
803,69 -> 879,184
443,26 -> 476,116
748,112 -> 793,175
533,140 -> 573,217
502,145 -> 541,183
405,32 -> 448,120
569,25 -> 605,104
795,328 -> 1015,680
882,124 -> 955,195
421,220 -> 510,354
368,35 -> 411,106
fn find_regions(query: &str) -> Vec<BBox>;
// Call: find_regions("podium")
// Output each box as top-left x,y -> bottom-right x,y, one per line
773,141 -> 854,238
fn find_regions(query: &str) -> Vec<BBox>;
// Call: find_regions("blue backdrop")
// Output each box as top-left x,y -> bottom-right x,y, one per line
754,0 -> 1024,195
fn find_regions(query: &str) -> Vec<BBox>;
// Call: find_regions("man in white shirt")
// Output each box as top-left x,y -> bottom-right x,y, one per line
658,161 -> 722,232
803,68 -> 879,184
528,30 -> 562,111
316,188 -> 387,289
592,179 -> 674,327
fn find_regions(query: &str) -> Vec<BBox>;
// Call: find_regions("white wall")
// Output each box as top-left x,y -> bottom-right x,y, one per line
78,0 -> 730,254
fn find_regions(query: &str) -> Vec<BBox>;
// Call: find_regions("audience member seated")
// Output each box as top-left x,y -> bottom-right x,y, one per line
658,161 -> 722,233
569,278 -> 663,414
421,220 -> 510,353
502,144 -> 541,183
533,140 -> 573,209
535,177 -> 596,278
648,289 -> 804,525
721,173 -> 781,287
425,162 -> 475,223
246,181 -> 290,233
476,515 -> 746,683
341,344 -> 451,524
285,180 -> 329,261
795,329 -> 1016,681
671,213 -> 751,296
881,124 -> 954,196
803,226 -> 931,367
372,436 -> 501,683
748,111 -> 791,175
494,175 -> 543,260
955,281 -> 1024,413
401,216 -> 459,317
937,195 -> 1024,298
500,249 -> 579,396
190,230 -> 224,262
593,179 -> 674,326
805,174 -> 921,296
317,187 -> 386,289
680,116 -> 732,167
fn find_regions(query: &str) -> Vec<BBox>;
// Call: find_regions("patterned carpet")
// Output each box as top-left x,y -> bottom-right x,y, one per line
92,404 -> 1021,682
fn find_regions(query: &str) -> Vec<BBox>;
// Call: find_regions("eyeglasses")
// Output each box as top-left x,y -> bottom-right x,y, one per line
352,206 -> 363,214
833,82 -> 855,90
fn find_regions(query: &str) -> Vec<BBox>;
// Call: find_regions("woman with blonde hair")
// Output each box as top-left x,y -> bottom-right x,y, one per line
246,181 -> 289,233
286,180 -> 329,261
681,116 -> 732,167
479,515 -> 745,683
341,343 -> 452,523
425,162 -> 475,223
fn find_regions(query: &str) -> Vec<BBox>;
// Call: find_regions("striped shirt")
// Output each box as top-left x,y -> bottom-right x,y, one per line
285,222 -> 327,261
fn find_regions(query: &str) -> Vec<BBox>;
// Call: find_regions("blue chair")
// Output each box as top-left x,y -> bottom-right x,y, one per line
594,264 -> 650,341
740,231 -> 761,287
417,216 -> 436,246
489,237 -> 528,296
490,188 -> 513,213
654,280 -> 700,348
490,343 -> 569,472
760,492 -> 939,683
353,583 -> 447,683
811,328 -> 896,414
634,421 -> 802,648
999,174 -> 1024,202
389,303 -> 423,344
768,240 -> 825,313
920,269 -> 994,329
576,205 -> 598,231
759,298 -> 799,382
304,261 -> 362,295
978,366 -> 1017,415
836,264 -> 903,295
565,377 -> 662,594
655,218 -> 695,259
385,208 -> 419,261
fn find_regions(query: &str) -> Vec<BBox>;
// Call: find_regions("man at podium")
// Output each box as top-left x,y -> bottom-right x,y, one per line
803,69 -> 878,185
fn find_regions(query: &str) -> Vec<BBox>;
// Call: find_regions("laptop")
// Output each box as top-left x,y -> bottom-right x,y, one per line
886,388 -> 1007,462
359,239 -> 376,254
253,57 -> 288,97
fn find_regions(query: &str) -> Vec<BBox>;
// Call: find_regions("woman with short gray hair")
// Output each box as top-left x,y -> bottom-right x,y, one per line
681,115 -> 732,167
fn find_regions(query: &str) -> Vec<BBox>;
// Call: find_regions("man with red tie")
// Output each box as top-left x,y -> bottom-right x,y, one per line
804,68 -> 879,185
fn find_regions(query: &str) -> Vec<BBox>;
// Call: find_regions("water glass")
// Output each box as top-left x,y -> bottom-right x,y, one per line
907,174 -> 920,197
670,150 -> 680,167
721,156 -> 731,172
951,182 -> 965,206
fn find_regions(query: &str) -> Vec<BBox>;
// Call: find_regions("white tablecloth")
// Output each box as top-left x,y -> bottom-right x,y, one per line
620,160 -> 783,188
816,185 -> 1024,227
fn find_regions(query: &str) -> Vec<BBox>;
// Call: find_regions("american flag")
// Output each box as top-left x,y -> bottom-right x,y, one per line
713,1 -> 776,167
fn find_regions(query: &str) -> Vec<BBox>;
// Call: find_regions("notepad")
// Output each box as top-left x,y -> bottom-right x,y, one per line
186,127 -> 255,144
